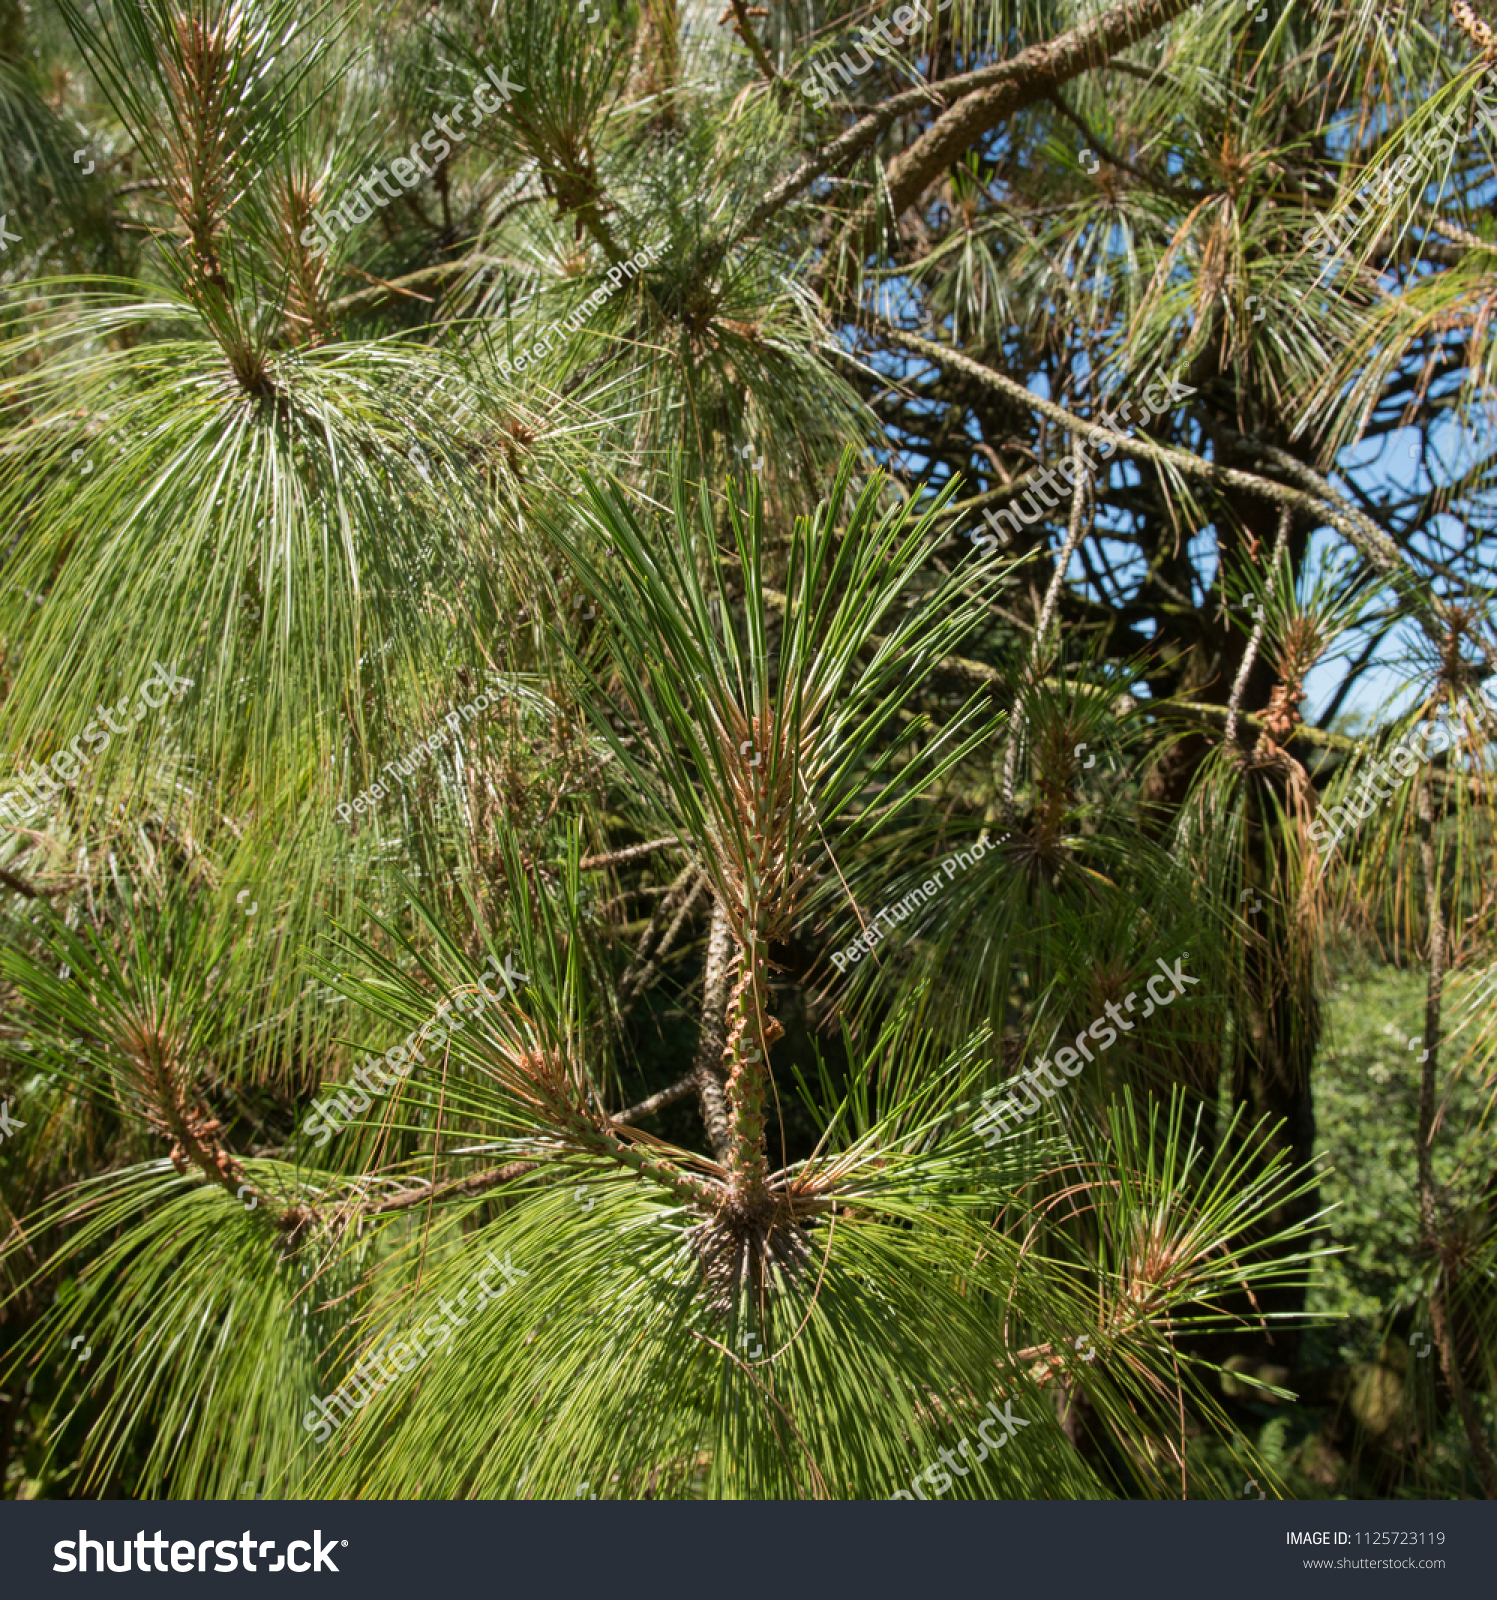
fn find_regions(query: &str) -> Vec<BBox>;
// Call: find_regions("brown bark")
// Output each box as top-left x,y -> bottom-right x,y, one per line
366,1160 -> 539,1215
723,937 -> 779,1209
726,0 -> 777,85
823,0 -> 1198,276
692,897 -> 736,1162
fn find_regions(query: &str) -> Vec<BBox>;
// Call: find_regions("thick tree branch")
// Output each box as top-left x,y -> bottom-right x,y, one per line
329,255 -> 533,315
579,836 -> 680,871
616,1074 -> 699,1125
1244,441 -> 1449,647
365,1159 -> 539,1215
692,897 -> 736,1163
827,0 -> 1196,264
745,0 -> 1191,245
869,317 -> 1448,644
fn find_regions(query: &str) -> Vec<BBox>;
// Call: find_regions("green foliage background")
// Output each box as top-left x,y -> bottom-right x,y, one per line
0,0 -> 1493,1501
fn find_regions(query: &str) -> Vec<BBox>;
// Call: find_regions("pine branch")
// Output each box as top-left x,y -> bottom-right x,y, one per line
579,835 -> 681,871
328,255 -> 533,316
739,0 -> 1191,244
724,0 -> 778,85
616,1073 -> 700,1126
869,316 -> 1449,646
692,897 -> 735,1162
823,0 -> 1198,273
364,1159 -> 541,1215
